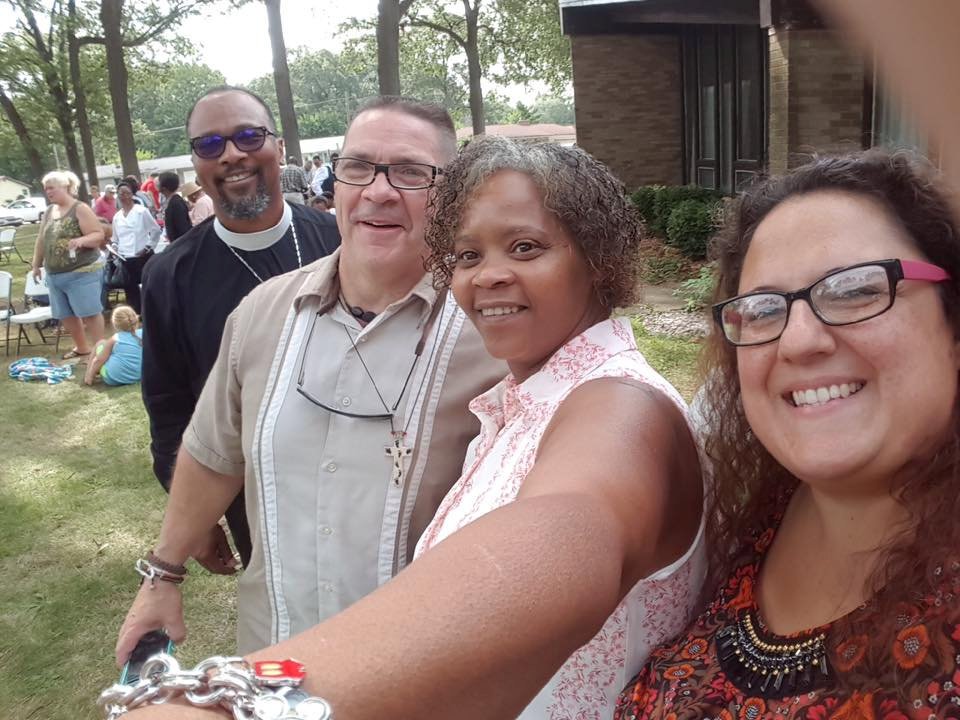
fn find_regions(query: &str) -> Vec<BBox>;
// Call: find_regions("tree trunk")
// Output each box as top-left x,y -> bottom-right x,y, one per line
18,1 -> 86,188
40,61 -> 86,191
0,88 -> 46,186
100,0 -> 140,178
68,0 -> 98,199
265,0 -> 301,159
377,0 -> 402,96
464,1 -> 485,136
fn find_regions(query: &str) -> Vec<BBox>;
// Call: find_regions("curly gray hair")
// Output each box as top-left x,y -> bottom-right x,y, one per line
424,135 -> 644,309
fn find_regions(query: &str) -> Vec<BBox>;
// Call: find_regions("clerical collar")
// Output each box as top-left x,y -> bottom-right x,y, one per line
214,201 -> 292,251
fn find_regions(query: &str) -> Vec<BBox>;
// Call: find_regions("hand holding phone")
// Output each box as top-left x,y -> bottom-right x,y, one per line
115,578 -> 186,667
119,629 -> 175,685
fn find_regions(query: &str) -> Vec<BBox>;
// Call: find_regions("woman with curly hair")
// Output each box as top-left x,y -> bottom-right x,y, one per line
616,149 -> 960,719
120,137 -> 704,720
412,135 -> 705,718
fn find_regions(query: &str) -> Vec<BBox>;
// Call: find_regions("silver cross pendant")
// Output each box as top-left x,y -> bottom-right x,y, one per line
384,433 -> 412,487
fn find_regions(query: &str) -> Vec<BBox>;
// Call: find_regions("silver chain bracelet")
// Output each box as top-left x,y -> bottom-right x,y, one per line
98,653 -> 333,719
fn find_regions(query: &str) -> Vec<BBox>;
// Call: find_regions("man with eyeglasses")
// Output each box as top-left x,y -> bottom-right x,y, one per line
117,96 -> 504,662
137,86 -> 341,580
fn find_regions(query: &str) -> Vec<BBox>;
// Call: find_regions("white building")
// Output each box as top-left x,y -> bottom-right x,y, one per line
91,135 -> 345,186
0,176 -> 32,204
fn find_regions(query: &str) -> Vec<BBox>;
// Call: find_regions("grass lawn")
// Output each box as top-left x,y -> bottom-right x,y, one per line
630,317 -> 704,400
0,227 -> 703,717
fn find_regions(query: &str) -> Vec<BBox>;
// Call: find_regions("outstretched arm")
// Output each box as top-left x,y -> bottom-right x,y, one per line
127,378 -> 702,719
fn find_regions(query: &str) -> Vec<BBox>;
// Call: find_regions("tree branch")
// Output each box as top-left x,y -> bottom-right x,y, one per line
124,4 -> 195,46
16,0 -> 52,64
406,17 -> 466,49
48,0 -> 62,57
78,0 -> 201,48
462,0 -> 480,22
55,0 -> 68,75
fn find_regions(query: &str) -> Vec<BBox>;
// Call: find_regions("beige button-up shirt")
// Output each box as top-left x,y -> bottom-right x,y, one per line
184,250 -> 505,653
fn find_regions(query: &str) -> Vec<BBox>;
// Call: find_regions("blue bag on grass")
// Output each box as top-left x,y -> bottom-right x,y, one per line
9,357 -> 73,384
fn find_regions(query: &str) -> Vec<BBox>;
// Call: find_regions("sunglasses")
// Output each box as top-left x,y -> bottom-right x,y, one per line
713,258 -> 951,346
189,126 -> 277,160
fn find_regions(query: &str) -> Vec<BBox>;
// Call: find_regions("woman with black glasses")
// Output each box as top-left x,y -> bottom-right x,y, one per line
617,149 -> 960,719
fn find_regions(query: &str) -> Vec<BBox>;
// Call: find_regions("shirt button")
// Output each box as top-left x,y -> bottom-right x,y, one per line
341,396 -> 352,407
326,462 -> 337,472
322,582 -> 334,593
320,526 -> 333,536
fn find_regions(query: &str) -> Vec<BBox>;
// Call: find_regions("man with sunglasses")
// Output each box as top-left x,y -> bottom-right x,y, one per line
117,96 -> 503,663
137,86 -> 341,579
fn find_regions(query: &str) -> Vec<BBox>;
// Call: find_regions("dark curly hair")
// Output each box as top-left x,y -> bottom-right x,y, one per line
424,136 -> 644,310
702,149 -> 960,653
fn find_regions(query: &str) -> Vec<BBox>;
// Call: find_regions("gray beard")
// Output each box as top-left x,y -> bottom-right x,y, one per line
219,175 -> 272,220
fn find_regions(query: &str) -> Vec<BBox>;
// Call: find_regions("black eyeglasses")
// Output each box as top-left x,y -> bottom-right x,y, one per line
295,297 -> 445,420
189,126 -> 277,160
713,258 -> 951,346
332,157 -> 443,190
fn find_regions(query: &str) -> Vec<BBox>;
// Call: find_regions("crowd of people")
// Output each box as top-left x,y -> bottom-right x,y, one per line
18,54 -> 960,720
26,143 -> 334,380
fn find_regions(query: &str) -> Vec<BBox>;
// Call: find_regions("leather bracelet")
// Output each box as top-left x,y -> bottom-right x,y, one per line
145,551 -> 187,576
135,558 -> 185,589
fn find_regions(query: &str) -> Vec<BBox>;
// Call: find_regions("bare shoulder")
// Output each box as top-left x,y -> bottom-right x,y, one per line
527,375 -> 698,494
543,376 -> 692,454
75,202 -> 97,218
523,375 -> 702,583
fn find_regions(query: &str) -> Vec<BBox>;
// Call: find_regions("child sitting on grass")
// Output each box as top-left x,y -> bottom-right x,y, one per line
83,305 -> 143,386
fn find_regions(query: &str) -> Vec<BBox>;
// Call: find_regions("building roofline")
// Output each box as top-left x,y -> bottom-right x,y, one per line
559,0 -> 647,6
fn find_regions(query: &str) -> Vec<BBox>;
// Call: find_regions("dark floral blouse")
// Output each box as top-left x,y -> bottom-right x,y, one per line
615,512 -> 960,720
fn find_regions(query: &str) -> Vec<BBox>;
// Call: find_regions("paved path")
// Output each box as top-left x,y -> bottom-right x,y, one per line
638,282 -> 686,311
623,282 -> 711,338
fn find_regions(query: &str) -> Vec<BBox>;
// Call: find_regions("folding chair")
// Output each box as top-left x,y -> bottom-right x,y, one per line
0,270 -> 12,355
0,228 -> 28,264
10,269 -> 61,356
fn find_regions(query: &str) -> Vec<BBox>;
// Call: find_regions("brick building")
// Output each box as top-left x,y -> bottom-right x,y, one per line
560,0 -> 925,193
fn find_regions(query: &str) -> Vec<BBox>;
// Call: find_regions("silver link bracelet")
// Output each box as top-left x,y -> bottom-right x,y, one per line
98,653 -> 333,720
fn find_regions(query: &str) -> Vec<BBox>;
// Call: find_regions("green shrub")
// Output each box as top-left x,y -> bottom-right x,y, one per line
630,185 -> 662,228
630,184 -> 725,239
674,263 -> 717,312
666,199 -> 720,258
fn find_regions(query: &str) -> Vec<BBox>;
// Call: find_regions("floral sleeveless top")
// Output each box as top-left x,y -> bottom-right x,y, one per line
415,317 -> 707,720
615,496 -> 960,720
42,202 -> 100,273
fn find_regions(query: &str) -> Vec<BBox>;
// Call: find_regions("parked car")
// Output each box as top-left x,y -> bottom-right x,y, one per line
0,197 -> 47,226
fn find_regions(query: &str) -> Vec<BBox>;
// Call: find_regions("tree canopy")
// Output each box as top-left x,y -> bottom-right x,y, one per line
0,0 -> 574,187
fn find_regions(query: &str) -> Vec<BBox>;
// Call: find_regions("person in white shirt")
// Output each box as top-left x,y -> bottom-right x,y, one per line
310,154 -> 330,196
111,182 -> 161,313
